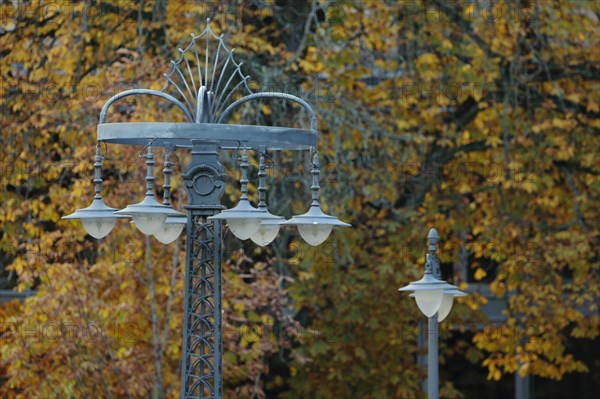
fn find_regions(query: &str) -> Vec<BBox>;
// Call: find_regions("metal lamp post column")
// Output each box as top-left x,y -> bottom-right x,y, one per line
428,315 -> 438,399
180,141 -> 227,398
427,232 -> 441,399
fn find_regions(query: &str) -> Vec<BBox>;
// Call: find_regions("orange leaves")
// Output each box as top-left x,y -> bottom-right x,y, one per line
0,0 -> 598,397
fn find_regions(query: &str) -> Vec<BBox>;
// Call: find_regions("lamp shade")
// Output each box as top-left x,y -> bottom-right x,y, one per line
282,205 -> 350,246
227,219 -> 261,240
81,218 -> 116,239
414,290 -> 444,318
251,218 -> 283,246
62,198 -> 126,239
114,195 -> 184,236
209,201 -> 282,241
437,289 -> 467,322
153,215 -> 187,244
298,224 -> 333,246
209,202 -> 259,240
399,273 -> 459,318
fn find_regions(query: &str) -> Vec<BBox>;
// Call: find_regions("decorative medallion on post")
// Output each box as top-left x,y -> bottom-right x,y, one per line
182,141 -> 227,209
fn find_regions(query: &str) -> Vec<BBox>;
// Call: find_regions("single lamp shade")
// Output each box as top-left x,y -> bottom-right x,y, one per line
81,218 -> 117,239
62,198 -> 125,239
209,200 -> 282,241
298,223 -> 333,246
133,213 -> 166,235
437,293 -> 454,323
251,220 -> 282,246
282,205 -> 350,246
153,216 -> 187,244
227,218 -> 261,241
437,289 -> 467,322
414,289 -> 444,318
399,273 -> 459,318
61,142 -> 125,239
115,195 -> 183,236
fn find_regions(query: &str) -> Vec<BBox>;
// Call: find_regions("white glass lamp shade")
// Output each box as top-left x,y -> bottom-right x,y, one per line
437,293 -> 455,322
298,224 -> 333,246
209,199 -> 281,241
227,219 -> 261,240
62,198 -> 125,239
81,218 -> 116,239
437,289 -> 467,322
153,217 -> 186,244
251,220 -> 281,246
282,205 -> 350,246
414,289 -> 444,318
132,213 -> 167,236
399,273 -> 460,318
114,194 -> 183,236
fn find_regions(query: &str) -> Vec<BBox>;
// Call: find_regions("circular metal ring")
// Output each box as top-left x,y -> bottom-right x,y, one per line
97,122 -> 317,150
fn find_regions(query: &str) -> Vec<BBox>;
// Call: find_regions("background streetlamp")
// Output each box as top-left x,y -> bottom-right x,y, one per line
62,21 -> 349,399
399,228 -> 466,399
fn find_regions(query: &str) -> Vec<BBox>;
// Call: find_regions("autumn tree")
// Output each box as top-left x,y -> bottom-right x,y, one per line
284,1 -> 599,397
1,1 -> 598,398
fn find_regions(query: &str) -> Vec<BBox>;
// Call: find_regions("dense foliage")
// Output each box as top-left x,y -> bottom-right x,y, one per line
1,1 -> 598,398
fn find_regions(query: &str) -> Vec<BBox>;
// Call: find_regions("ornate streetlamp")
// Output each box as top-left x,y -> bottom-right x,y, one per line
62,20 -> 349,399
399,228 -> 466,399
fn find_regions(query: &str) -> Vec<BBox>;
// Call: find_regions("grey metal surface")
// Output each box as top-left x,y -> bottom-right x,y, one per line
181,215 -> 222,399
515,364 -> 532,399
0,289 -> 36,304
180,142 -> 225,399
428,316 -> 439,399
97,122 -> 316,150
218,91 -> 317,130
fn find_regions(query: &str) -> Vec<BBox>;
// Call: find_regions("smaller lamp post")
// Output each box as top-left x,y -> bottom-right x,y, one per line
399,228 -> 466,399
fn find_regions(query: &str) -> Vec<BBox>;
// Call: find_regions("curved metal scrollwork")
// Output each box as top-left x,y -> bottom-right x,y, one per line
98,19 -> 316,131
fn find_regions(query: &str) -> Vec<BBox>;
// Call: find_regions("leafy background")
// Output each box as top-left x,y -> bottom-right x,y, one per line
0,1 -> 598,398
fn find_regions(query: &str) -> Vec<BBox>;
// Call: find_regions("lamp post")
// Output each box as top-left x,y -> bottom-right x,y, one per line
62,20 -> 349,399
399,228 -> 466,399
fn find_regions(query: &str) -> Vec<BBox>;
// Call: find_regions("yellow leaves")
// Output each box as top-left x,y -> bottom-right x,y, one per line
260,104 -> 271,116
474,268 -> 487,281
298,270 -> 314,281
298,46 -> 325,73
485,136 -> 503,147
416,53 -> 442,80
58,280 -> 74,295
233,302 -> 245,313
551,117 -> 575,129
491,368 -> 502,381
9,258 -> 26,276
441,39 -> 453,50
116,347 -> 130,359
0,1 -> 597,396
416,53 -> 439,66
